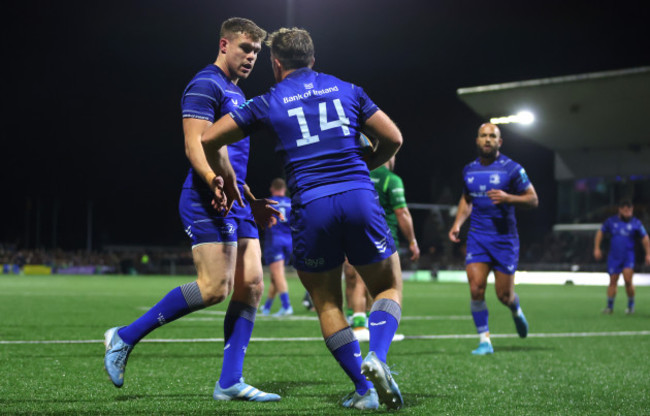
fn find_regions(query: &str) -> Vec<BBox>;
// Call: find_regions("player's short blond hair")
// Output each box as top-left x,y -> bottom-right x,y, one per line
270,177 -> 287,191
220,17 -> 267,42
266,27 -> 314,70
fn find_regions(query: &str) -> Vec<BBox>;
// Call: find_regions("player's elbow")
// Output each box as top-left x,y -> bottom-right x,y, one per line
530,195 -> 539,208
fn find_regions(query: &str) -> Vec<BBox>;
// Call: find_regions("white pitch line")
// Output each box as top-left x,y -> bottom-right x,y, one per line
184,315 -> 470,322
2,330 -> 649,345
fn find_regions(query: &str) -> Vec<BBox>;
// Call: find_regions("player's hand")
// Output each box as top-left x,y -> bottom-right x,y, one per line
594,248 -> 602,261
220,173 -> 244,215
250,198 -> 283,228
208,175 -> 227,212
487,189 -> 510,205
448,226 -> 461,243
409,240 -> 420,261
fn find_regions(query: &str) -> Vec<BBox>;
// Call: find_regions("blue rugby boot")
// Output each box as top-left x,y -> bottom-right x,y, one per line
513,310 -> 529,338
472,341 -> 494,355
341,388 -> 379,410
360,351 -> 403,410
213,378 -> 281,402
272,306 -> 293,317
104,326 -> 134,388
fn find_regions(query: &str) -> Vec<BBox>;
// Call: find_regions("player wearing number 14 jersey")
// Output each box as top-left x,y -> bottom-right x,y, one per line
200,28 -> 406,410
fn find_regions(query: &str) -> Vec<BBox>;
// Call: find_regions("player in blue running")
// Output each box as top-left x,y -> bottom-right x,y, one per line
448,123 -> 538,355
199,27 -> 405,411
260,177 -> 294,317
103,18 -> 281,402
594,200 -> 650,315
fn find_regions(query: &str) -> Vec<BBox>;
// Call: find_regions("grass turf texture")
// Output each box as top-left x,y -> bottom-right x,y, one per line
1,274 -> 649,415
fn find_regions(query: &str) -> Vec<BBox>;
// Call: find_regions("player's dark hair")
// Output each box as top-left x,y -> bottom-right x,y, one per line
619,199 -> 633,207
220,17 -> 267,42
266,28 -> 314,70
271,177 -> 286,190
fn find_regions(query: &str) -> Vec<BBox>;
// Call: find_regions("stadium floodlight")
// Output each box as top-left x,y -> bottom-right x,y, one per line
490,111 -> 535,125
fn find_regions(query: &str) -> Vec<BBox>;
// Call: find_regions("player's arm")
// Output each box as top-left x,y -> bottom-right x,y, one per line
448,194 -> 472,243
362,110 -> 402,171
593,229 -> 604,261
395,206 -> 420,261
241,184 -> 283,228
642,234 -> 650,265
184,118 -> 241,211
487,184 -> 539,208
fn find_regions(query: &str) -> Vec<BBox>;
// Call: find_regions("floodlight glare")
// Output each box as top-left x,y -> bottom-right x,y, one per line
517,111 -> 535,125
490,111 -> 535,125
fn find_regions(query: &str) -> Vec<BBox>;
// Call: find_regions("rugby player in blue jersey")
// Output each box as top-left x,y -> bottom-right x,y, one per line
594,200 -> 650,314
103,17 -> 282,402
199,27 -> 405,410
448,123 -> 538,355
260,177 -> 294,316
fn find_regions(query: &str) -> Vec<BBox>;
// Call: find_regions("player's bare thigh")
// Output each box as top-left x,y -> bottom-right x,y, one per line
466,262 -> 490,301
494,270 -> 515,305
353,252 -> 402,305
268,259 -> 288,293
231,238 -> 264,306
298,265 -> 346,337
622,268 -> 634,284
192,242 -> 237,305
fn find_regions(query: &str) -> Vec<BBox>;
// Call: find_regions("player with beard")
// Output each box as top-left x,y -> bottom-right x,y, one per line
594,200 -> 650,314
448,123 -> 538,355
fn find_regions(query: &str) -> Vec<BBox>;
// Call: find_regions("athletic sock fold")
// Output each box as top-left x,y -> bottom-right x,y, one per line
325,327 -> 372,395
471,300 -> 489,334
368,298 -> 401,363
118,282 -> 204,346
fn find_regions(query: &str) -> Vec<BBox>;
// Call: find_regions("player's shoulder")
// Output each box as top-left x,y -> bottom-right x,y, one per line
463,158 -> 481,173
186,65 -> 234,95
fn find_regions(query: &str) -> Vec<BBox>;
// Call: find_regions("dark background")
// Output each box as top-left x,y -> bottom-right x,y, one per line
3,0 -> 649,249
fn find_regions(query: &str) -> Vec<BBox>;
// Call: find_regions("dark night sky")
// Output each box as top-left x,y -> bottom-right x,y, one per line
3,0 -> 649,249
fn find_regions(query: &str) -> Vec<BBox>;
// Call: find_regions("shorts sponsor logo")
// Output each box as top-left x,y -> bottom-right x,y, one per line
184,225 -> 194,238
218,223 -> 236,235
507,265 -> 515,271
304,257 -> 325,268
466,253 -> 473,260
354,352 -> 362,357
370,321 -> 386,326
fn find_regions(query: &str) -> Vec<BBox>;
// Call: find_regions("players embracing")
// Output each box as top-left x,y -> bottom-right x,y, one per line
449,123 -> 538,355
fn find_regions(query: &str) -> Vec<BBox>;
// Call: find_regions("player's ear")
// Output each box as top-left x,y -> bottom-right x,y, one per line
308,57 -> 315,68
219,37 -> 229,54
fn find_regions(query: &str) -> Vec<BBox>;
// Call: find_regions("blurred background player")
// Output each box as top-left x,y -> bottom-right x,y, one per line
201,27 -> 405,410
594,200 -> 650,314
261,178 -> 294,316
448,123 -> 538,355
344,155 -> 420,341
103,18 -> 282,402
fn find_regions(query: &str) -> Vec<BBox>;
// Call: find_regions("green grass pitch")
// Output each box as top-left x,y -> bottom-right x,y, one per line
1,274 -> 649,415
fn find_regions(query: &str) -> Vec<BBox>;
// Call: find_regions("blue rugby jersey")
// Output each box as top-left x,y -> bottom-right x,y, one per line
264,195 -> 292,245
601,215 -> 647,259
462,154 -> 531,236
180,64 -> 250,190
229,68 -> 378,205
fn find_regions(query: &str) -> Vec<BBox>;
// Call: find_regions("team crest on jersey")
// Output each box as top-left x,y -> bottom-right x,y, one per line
489,174 -> 501,185
304,83 -> 313,89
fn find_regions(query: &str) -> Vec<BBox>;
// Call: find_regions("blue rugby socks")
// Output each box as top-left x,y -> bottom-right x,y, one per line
509,293 -> 522,316
279,292 -> 291,310
118,282 -> 204,346
368,299 -> 401,363
607,296 -> 615,310
219,301 -> 256,389
628,297 -> 635,310
326,327 -> 372,395
263,298 -> 274,311
471,300 -> 490,343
